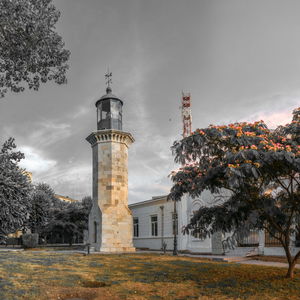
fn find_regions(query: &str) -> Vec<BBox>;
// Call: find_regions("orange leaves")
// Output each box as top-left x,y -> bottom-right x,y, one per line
228,160 -> 260,169
194,129 -> 206,135
244,131 -> 256,137
228,164 -> 240,168
285,145 -> 292,152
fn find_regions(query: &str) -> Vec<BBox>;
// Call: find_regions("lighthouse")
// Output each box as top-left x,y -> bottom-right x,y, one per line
86,72 -> 135,252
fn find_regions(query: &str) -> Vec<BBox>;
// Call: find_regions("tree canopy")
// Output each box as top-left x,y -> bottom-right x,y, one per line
0,0 -> 70,97
0,138 -> 32,237
27,182 -> 56,234
43,196 -> 91,245
169,107 -> 300,278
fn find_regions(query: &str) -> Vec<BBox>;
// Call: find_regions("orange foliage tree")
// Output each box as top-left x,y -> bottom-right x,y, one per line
169,107 -> 300,278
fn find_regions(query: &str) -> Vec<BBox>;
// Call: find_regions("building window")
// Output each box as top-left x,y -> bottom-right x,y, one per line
94,221 -> 97,243
190,215 -> 202,240
296,215 -> 300,247
192,227 -> 201,239
151,215 -> 158,236
133,218 -> 139,237
172,213 -> 178,235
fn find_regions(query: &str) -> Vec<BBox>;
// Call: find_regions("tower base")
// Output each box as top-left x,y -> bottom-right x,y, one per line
99,247 -> 136,253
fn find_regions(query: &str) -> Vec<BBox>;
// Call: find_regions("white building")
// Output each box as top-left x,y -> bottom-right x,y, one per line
129,193 -> 300,256
129,191 -> 221,254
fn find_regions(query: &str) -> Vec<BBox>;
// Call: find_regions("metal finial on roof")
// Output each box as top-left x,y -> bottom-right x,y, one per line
105,68 -> 112,94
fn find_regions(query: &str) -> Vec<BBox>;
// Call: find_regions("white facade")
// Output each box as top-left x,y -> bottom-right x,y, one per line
129,192 -> 217,253
129,193 -> 300,256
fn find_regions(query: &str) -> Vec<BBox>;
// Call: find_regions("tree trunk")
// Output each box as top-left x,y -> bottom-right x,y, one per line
286,260 -> 296,279
281,235 -> 294,279
286,250 -> 300,279
281,235 -> 300,279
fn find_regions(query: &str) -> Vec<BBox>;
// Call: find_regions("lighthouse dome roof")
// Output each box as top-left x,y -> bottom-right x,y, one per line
95,86 -> 123,107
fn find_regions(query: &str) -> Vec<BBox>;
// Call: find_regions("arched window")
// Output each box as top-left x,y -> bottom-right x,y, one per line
190,199 -> 204,240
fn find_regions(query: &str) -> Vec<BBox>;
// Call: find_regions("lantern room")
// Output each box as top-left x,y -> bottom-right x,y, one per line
95,86 -> 123,131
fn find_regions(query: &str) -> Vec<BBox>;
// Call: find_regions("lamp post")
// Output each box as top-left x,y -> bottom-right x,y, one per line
160,206 -> 164,251
173,200 -> 178,256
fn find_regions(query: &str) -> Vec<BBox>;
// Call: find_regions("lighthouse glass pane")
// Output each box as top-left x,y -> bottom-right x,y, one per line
97,107 -> 100,122
101,100 -> 110,120
111,100 -> 120,118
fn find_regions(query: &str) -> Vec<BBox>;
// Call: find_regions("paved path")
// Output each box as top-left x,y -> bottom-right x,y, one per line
176,253 -> 300,269
237,259 -> 300,269
0,248 -> 23,251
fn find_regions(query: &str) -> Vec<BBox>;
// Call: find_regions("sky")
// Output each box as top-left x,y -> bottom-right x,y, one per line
0,0 -> 299,203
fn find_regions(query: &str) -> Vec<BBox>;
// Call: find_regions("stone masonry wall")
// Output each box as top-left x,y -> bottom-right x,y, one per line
87,130 -> 135,252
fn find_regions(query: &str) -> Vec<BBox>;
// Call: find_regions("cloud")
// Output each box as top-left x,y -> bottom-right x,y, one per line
36,163 -> 92,200
238,94 -> 299,128
2,120 -> 72,150
28,121 -> 72,148
248,110 -> 293,128
18,146 -> 57,174
69,105 -> 89,119
17,144 -> 91,201
129,180 -> 171,204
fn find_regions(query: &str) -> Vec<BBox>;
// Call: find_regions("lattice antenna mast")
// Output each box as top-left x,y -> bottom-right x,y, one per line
181,92 -> 192,138
105,68 -> 112,88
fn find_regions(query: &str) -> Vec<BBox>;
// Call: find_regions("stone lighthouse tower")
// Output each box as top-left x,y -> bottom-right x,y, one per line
86,73 -> 135,252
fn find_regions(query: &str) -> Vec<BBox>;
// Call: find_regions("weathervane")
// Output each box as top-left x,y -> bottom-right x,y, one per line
105,68 -> 112,88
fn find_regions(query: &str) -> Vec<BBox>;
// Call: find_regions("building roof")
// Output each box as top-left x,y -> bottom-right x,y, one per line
54,194 -> 78,203
129,195 -> 168,208
23,171 -> 32,183
95,86 -> 123,107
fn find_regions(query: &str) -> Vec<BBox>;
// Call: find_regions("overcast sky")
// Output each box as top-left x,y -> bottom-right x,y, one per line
0,0 -> 299,203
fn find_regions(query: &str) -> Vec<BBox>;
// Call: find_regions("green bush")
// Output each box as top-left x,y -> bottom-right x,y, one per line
22,233 -> 39,248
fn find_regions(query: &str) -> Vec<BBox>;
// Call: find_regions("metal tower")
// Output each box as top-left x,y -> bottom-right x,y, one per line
181,92 -> 192,137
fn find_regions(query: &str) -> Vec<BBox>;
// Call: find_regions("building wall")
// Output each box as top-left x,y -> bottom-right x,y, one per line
181,192 -> 214,253
130,193 -> 214,253
87,130 -> 135,252
130,197 -> 177,250
130,191 -> 300,256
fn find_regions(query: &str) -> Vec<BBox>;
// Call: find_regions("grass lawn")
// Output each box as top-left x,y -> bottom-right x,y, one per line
0,252 -> 299,299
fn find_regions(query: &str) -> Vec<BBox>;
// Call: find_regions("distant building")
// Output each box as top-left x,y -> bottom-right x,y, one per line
23,171 -> 33,182
54,194 -> 78,203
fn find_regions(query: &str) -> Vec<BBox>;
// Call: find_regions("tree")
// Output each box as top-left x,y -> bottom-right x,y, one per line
169,107 -> 300,278
27,183 -> 56,234
0,138 -> 32,237
81,195 -> 92,214
44,197 -> 91,245
0,0 -> 70,97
